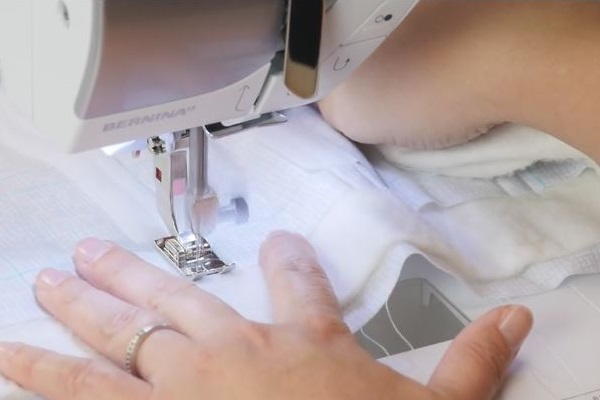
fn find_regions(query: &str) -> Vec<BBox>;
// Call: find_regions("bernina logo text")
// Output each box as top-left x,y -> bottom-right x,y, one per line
103,106 -> 197,132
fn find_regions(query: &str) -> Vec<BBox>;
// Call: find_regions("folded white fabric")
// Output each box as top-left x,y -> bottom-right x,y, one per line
379,123 -> 599,178
376,123 -> 600,297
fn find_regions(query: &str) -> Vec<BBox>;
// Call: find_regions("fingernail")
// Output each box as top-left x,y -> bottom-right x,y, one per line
38,269 -> 71,288
498,305 -> 534,351
266,230 -> 294,241
74,238 -> 113,266
0,343 -> 18,369
265,232 -> 316,264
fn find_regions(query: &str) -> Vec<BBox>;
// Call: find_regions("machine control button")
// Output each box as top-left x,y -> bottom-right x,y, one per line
320,0 -> 384,59
346,0 -> 419,44
199,62 -> 269,122
234,85 -> 253,112
319,36 -> 386,94
333,56 -> 351,71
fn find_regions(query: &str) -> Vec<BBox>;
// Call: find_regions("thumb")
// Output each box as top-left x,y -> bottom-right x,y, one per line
428,305 -> 533,400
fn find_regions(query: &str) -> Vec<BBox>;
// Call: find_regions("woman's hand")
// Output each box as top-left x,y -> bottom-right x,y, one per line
0,232 -> 532,400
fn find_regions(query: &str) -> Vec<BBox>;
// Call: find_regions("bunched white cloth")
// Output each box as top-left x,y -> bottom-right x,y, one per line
0,93 -> 599,398
377,123 -> 600,297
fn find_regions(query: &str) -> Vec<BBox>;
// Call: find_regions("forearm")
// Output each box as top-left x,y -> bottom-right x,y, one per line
319,0 -> 509,150
320,0 -> 600,162
504,8 -> 600,162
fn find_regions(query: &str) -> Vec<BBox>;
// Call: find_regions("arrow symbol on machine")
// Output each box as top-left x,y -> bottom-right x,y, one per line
235,85 -> 251,111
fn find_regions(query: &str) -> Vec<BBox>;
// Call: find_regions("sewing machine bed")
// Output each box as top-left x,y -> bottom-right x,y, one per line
375,256 -> 600,400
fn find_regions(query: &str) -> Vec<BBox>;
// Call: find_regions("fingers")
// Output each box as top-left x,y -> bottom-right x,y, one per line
0,342 -> 151,400
35,268 -> 190,380
72,238 -> 241,337
428,305 -> 533,400
259,231 -> 347,334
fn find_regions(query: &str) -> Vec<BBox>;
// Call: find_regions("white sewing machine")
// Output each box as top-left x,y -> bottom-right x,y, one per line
0,0 -> 420,279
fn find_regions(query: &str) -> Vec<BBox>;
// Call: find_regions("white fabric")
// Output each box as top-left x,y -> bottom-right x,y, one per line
1,91 -> 600,398
377,124 -> 600,297
0,98 -> 410,398
379,123 -> 598,178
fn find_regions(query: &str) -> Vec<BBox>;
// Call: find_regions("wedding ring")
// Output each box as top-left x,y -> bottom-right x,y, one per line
125,324 -> 173,378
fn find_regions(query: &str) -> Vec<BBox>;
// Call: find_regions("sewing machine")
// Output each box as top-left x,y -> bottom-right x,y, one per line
0,0 -> 420,279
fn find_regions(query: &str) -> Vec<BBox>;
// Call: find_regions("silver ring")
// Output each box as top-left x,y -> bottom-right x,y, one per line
125,324 -> 173,378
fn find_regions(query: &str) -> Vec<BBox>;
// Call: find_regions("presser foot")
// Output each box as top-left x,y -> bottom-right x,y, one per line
154,235 -> 234,280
